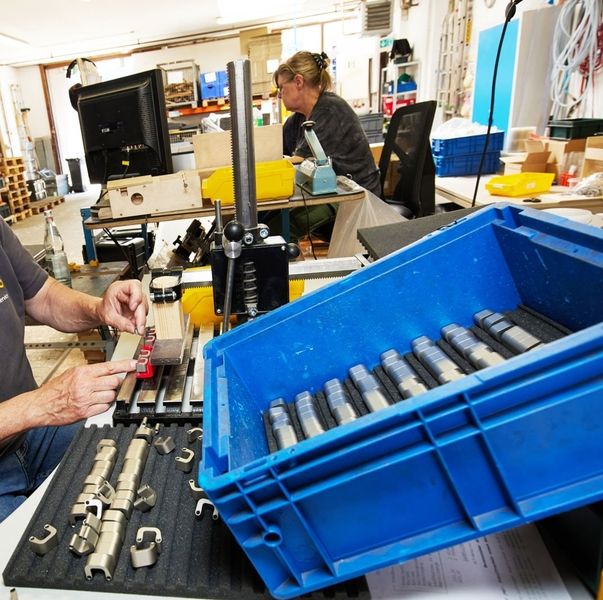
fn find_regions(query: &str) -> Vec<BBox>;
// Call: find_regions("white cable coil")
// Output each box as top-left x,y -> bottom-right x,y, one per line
550,0 -> 602,119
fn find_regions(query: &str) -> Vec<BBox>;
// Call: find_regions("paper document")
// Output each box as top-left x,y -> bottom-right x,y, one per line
367,524 -> 571,600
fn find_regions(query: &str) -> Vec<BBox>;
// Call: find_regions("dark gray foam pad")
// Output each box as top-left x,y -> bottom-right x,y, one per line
3,424 -> 368,599
262,304 -> 571,451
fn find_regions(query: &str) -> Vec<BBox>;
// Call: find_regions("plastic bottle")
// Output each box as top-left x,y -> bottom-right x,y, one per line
43,209 -> 72,287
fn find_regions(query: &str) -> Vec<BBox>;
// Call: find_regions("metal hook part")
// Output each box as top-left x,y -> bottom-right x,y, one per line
186,427 -> 203,444
29,524 -> 58,555
195,498 -> 219,521
175,448 -> 194,473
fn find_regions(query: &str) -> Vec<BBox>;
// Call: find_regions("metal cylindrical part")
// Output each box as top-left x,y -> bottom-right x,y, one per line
380,349 -> 428,398
214,199 -> 224,240
412,336 -> 465,385
294,391 -> 325,438
227,59 -> 257,230
349,364 -> 390,412
441,324 -> 505,369
324,378 -> 357,425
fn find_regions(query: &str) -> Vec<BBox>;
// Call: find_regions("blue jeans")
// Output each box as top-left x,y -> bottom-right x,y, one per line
0,422 -> 82,522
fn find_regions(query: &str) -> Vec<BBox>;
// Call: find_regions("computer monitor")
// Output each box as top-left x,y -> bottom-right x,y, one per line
72,69 -> 173,185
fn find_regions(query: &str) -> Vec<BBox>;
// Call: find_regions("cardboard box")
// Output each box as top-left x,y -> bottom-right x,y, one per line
501,150 -> 550,175
192,124 -> 283,180
581,136 -> 603,178
107,170 -> 202,218
545,138 -> 586,181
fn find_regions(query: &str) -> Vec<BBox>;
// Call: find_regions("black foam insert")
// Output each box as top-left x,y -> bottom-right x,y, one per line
262,304 -> 573,453
4,424 -> 368,599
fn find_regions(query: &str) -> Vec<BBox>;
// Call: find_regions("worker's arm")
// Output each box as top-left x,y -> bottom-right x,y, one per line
24,278 -> 148,335
0,358 -> 137,444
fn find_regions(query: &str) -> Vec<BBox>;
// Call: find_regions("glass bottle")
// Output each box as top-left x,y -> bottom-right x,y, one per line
43,209 -> 72,287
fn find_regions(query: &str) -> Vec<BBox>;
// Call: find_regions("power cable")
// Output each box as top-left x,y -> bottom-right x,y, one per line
472,0 -> 522,207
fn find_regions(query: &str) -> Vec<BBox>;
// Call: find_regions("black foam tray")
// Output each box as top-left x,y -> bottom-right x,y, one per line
3,424 -> 368,599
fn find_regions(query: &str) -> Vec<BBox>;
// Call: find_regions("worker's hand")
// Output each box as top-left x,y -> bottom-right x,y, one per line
35,359 -> 137,424
98,280 -> 148,335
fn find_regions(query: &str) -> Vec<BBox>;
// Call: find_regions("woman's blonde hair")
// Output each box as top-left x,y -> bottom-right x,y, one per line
273,51 -> 333,93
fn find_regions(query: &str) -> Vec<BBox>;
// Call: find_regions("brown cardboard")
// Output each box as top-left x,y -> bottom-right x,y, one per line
581,136 -> 603,178
192,124 -> 283,178
546,138 -> 586,180
501,151 -> 550,175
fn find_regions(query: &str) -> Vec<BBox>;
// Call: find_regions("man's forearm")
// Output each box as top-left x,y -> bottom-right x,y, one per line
25,278 -> 103,333
0,389 -> 44,444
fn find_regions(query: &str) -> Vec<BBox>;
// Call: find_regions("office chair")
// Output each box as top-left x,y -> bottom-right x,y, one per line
379,100 -> 437,219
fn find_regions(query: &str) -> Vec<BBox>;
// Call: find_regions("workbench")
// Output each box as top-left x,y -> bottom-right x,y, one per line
82,181 -> 366,251
436,174 -> 603,213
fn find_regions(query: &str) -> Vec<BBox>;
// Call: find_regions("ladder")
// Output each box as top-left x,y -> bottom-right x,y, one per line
10,84 -> 45,199
436,0 -> 473,121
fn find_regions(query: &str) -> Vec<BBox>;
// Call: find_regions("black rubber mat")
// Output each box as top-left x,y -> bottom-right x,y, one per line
3,424 -> 368,599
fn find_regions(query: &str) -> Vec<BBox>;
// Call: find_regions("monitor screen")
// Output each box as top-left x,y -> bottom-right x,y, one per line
73,69 -> 173,185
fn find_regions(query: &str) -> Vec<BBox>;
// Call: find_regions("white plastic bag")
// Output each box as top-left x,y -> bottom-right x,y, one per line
328,190 -> 405,258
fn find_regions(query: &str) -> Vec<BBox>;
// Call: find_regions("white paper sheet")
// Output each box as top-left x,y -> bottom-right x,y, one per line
366,525 -> 572,600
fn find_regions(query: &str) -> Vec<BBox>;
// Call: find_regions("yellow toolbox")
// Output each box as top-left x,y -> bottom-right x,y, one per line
201,159 -> 295,205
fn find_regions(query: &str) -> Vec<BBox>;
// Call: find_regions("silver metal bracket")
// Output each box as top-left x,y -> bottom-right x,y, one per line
29,524 -> 58,555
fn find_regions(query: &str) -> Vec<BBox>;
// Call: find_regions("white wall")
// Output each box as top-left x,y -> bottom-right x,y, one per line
0,66 -> 22,155
15,66 -> 51,138
389,0 -> 601,127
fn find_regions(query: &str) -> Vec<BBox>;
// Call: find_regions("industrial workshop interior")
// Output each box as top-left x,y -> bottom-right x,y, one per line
1,0 -> 603,598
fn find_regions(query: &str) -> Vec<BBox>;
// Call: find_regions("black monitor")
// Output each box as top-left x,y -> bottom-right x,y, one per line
72,69 -> 173,185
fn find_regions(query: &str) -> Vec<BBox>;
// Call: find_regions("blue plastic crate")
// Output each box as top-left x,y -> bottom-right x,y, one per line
200,70 -> 227,100
434,150 -> 500,176
432,131 -> 505,156
199,204 -> 603,599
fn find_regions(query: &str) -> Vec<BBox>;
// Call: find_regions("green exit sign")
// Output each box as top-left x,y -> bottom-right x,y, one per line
380,37 -> 393,49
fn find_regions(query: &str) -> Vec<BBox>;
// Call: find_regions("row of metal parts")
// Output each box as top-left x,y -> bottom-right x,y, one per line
268,309 -> 544,450
28,420 -> 217,582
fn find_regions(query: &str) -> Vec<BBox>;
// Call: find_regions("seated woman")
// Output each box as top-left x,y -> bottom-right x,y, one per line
266,51 -> 381,242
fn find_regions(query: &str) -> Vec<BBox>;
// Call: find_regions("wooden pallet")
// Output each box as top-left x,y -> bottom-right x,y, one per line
29,196 -> 65,215
12,207 -> 32,221
201,97 -> 227,108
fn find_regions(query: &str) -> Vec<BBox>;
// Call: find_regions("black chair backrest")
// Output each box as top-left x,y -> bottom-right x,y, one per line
379,101 -> 437,218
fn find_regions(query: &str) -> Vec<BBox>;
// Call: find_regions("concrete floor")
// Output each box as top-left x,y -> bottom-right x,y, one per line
12,185 -> 102,264
11,187 -> 104,384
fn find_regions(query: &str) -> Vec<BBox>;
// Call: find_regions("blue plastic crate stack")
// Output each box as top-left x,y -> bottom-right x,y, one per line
432,131 -> 504,177
199,204 -> 603,599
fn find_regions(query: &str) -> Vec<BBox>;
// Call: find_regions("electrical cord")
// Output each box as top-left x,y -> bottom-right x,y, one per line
472,0 -> 521,207
550,0 -> 601,119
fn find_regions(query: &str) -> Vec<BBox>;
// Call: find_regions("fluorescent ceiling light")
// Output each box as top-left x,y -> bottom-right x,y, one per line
216,0 -> 291,25
0,33 -> 30,48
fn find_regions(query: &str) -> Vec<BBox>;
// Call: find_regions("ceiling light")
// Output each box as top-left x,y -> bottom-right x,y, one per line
216,0 -> 289,25
0,33 -> 30,48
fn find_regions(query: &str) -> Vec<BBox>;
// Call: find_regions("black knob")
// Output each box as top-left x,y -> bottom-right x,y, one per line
286,243 -> 301,259
224,221 -> 245,242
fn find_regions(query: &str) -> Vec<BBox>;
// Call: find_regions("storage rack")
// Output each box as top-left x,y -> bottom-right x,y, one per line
380,60 -> 419,118
159,60 -> 200,109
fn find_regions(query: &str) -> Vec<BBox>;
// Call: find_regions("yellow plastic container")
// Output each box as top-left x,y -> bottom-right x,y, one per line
485,172 -> 555,197
182,266 -> 305,327
202,159 -> 295,205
